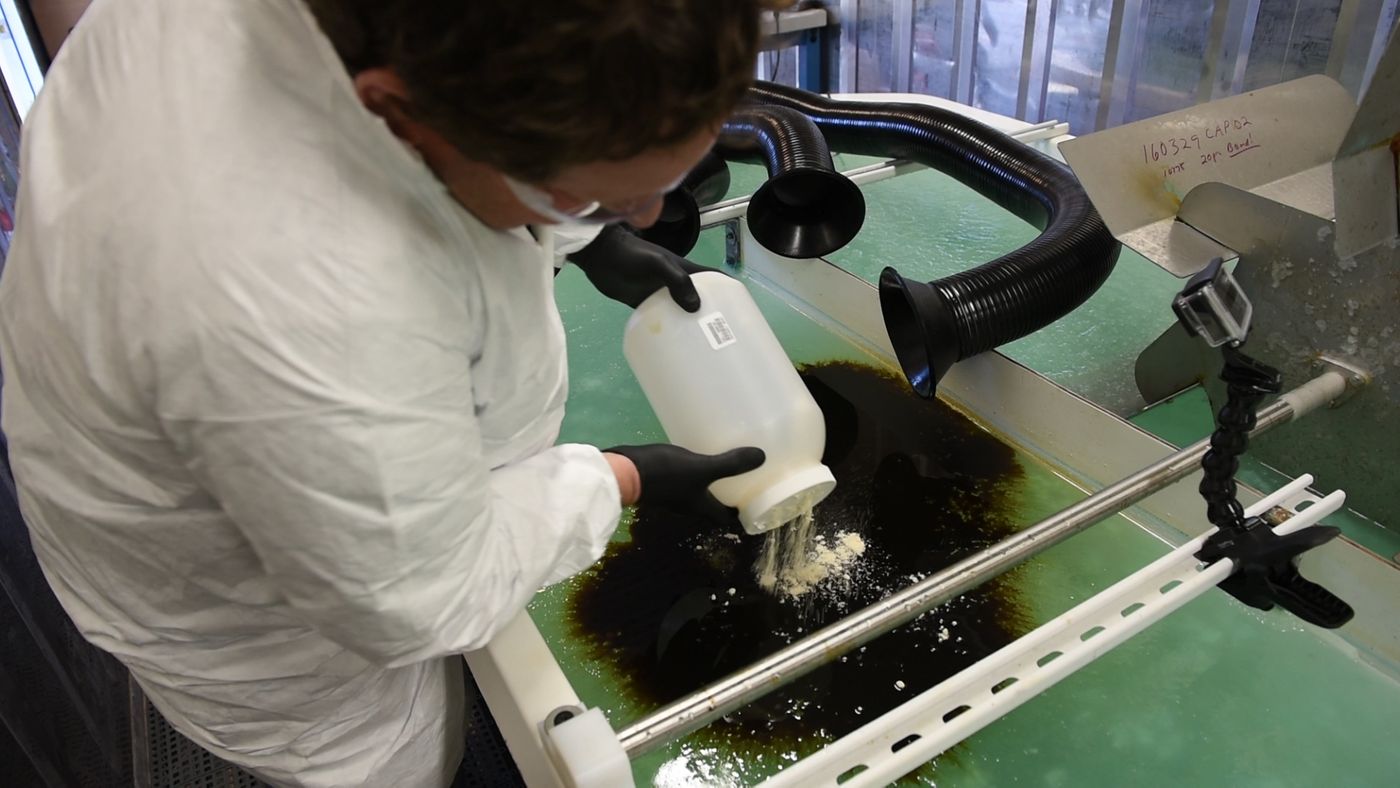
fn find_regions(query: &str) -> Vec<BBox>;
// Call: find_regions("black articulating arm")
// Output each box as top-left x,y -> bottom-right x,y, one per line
1174,259 -> 1353,629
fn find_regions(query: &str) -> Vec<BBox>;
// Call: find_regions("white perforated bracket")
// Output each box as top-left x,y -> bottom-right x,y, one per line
763,474 -> 1344,787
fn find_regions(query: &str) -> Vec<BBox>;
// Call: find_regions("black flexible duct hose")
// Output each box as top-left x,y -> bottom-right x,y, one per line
715,104 -> 866,259
685,150 -> 733,207
637,151 -> 732,256
747,81 -> 1120,398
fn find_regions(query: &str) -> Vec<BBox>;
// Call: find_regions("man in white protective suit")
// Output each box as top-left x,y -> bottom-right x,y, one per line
0,0 -> 789,784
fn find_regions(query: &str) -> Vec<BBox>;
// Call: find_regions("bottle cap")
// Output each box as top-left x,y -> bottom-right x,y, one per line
738,464 -> 838,535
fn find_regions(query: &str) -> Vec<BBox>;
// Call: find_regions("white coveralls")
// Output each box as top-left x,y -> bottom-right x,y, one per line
0,0 -> 622,785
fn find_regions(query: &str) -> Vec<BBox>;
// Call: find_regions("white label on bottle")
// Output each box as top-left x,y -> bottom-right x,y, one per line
698,312 -> 737,350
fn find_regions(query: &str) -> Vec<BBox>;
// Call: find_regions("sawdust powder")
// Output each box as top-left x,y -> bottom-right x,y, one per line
757,511 -> 867,600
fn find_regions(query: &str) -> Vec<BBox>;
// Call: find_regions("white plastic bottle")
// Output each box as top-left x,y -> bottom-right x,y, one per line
623,271 -> 836,535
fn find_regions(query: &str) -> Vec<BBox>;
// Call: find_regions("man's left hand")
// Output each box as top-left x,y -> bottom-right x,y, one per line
567,224 -> 715,312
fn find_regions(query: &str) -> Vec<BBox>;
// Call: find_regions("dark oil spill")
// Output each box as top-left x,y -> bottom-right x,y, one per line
569,360 -> 1032,763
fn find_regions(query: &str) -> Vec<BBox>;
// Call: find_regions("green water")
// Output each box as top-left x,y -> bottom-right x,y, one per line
823,163 -> 1183,415
721,148 -> 1182,413
532,261 -> 1400,786
1129,387 -> 1400,560
729,149 -> 1398,556
720,160 -> 772,203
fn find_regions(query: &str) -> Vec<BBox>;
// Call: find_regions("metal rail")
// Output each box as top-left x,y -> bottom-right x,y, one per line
616,371 -> 1349,757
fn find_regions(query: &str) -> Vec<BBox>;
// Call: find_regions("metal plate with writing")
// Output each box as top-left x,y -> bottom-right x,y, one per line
1059,76 -> 1356,277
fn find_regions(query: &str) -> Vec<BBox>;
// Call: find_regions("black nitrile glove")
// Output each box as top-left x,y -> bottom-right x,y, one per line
605,444 -> 765,523
568,224 -> 715,311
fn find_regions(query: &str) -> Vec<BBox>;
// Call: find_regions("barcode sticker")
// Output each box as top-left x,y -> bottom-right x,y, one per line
698,312 -> 737,350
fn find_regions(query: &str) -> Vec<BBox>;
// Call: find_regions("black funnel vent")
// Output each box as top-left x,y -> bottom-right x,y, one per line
636,151 -> 730,256
717,105 -> 865,259
747,82 -> 1120,397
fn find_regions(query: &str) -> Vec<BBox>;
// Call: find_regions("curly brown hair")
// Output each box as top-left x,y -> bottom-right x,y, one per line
307,0 -> 789,181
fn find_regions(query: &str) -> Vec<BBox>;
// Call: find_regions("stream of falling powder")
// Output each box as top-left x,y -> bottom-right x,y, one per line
756,509 -> 866,600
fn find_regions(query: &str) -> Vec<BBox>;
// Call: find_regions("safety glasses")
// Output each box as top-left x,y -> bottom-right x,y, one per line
501,172 -> 685,226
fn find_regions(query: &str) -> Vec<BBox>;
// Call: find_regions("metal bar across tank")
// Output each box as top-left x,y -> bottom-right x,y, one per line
615,370 -> 1350,758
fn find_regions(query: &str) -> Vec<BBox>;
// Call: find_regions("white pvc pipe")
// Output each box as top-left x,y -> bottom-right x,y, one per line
847,561 -> 1236,787
1277,371 -> 1348,420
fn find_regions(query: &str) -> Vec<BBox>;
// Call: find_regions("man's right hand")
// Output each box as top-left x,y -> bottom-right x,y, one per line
602,444 -> 765,523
